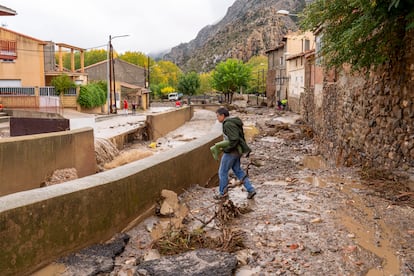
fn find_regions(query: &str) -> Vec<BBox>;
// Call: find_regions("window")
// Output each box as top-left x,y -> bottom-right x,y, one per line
316,35 -> 323,65
304,39 -> 310,51
0,40 -> 17,60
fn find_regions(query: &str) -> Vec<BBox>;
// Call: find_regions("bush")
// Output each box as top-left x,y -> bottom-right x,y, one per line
77,83 -> 107,108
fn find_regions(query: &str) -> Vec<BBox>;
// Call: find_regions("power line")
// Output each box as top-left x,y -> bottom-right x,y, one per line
7,44 -> 108,54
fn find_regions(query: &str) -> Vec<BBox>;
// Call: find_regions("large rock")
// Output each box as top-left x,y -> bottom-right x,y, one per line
135,249 -> 238,276
58,233 -> 130,275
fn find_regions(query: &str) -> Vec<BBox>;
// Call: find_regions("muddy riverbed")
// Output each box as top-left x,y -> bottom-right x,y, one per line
36,106 -> 414,276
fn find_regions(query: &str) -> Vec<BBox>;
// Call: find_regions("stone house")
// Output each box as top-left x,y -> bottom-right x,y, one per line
83,58 -> 150,110
266,31 -> 315,109
286,51 -> 307,112
265,42 -> 287,107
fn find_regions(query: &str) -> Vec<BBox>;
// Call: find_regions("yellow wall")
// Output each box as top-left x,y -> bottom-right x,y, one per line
0,29 -> 45,86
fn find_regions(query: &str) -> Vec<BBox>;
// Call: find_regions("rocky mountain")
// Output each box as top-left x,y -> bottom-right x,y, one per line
163,0 -> 307,72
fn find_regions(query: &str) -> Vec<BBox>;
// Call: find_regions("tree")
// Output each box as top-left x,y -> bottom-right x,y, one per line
58,49 -> 108,70
177,72 -> 200,96
211,58 -> 251,103
149,60 -> 182,94
51,74 -> 76,112
246,55 -> 267,94
77,83 -> 107,108
160,86 -> 175,98
154,60 -> 182,87
300,0 -> 414,71
84,49 -> 108,67
51,74 -> 75,95
119,51 -> 153,68
198,72 -> 213,94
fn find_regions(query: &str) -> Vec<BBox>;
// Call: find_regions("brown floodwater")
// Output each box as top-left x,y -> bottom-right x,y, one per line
339,180 -> 400,276
302,155 -> 400,275
31,263 -> 66,276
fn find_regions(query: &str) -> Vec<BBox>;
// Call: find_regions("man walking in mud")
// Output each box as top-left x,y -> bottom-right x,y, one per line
214,107 -> 256,200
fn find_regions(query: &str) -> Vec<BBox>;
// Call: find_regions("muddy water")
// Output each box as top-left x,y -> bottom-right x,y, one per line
302,155 -> 400,276
243,124 -> 260,142
339,181 -> 400,276
31,263 -> 66,276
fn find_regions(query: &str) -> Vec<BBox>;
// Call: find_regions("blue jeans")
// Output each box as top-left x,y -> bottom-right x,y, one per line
218,152 -> 255,195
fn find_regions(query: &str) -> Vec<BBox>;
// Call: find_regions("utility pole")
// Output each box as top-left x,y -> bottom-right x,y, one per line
107,35 -> 112,114
111,44 -> 117,113
107,34 -> 130,114
147,55 -> 150,89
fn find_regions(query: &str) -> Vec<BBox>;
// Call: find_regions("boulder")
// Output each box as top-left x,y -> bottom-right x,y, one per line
135,249 -> 237,276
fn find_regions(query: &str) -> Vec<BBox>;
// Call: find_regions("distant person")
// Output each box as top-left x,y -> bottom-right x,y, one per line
175,100 -> 181,108
123,98 -> 128,115
214,107 -> 256,200
281,98 -> 288,110
277,100 -> 283,110
132,102 -> 137,115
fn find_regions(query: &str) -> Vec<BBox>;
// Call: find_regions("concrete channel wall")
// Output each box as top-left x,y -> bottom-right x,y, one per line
146,106 -> 194,140
0,128 -> 222,276
0,128 -> 96,196
0,106 -> 195,196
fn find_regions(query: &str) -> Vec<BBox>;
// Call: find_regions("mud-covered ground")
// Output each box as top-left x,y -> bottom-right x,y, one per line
38,106 -> 414,276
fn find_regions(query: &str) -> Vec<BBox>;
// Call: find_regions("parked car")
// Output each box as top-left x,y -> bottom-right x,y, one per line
168,92 -> 183,101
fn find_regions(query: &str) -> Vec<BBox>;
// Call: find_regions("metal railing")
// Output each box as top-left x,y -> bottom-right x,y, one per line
40,87 -> 77,96
40,86 -> 57,96
0,87 -> 35,96
0,86 -> 78,97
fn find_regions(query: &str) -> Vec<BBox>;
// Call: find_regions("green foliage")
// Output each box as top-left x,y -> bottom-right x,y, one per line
119,51 -> 154,68
150,60 -> 182,88
300,0 -> 414,70
246,56 -> 267,93
160,86 -> 175,96
77,83 -> 107,108
211,58 -> 251,94
84,49 -> 108,66
51,75 -> 75,95
198,72 -> 213,94
150,83 -> 171,99
58,49 -> 108,70
177,72 -> 200,96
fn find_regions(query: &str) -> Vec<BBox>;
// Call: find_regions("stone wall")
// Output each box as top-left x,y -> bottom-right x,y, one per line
309,31 -> 414,170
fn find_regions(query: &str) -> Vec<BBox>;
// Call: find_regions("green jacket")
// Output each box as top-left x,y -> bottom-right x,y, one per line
222,116 -> 251,155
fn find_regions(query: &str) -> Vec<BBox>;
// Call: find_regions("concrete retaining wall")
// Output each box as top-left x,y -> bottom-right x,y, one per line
146,106 -> 194,140
0,129 -> 222,275
0,106 -> 196,196
0,128 -> 96,196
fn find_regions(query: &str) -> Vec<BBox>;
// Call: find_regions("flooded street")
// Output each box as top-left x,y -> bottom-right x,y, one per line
40,106 -> 414,276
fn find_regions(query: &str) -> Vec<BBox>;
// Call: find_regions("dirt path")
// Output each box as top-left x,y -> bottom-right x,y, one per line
42,106 -> 414,275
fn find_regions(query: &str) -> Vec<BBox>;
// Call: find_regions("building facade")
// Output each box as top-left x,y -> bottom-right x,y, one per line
84,58 -> 149,110
266,31 -> 315,111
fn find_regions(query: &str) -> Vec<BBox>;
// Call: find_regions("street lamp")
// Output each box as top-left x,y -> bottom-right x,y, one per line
107,34 -> 129,114
276,9 -> 298,17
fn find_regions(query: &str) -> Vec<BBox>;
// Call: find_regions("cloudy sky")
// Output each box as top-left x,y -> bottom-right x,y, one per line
1,0 -> 236,55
